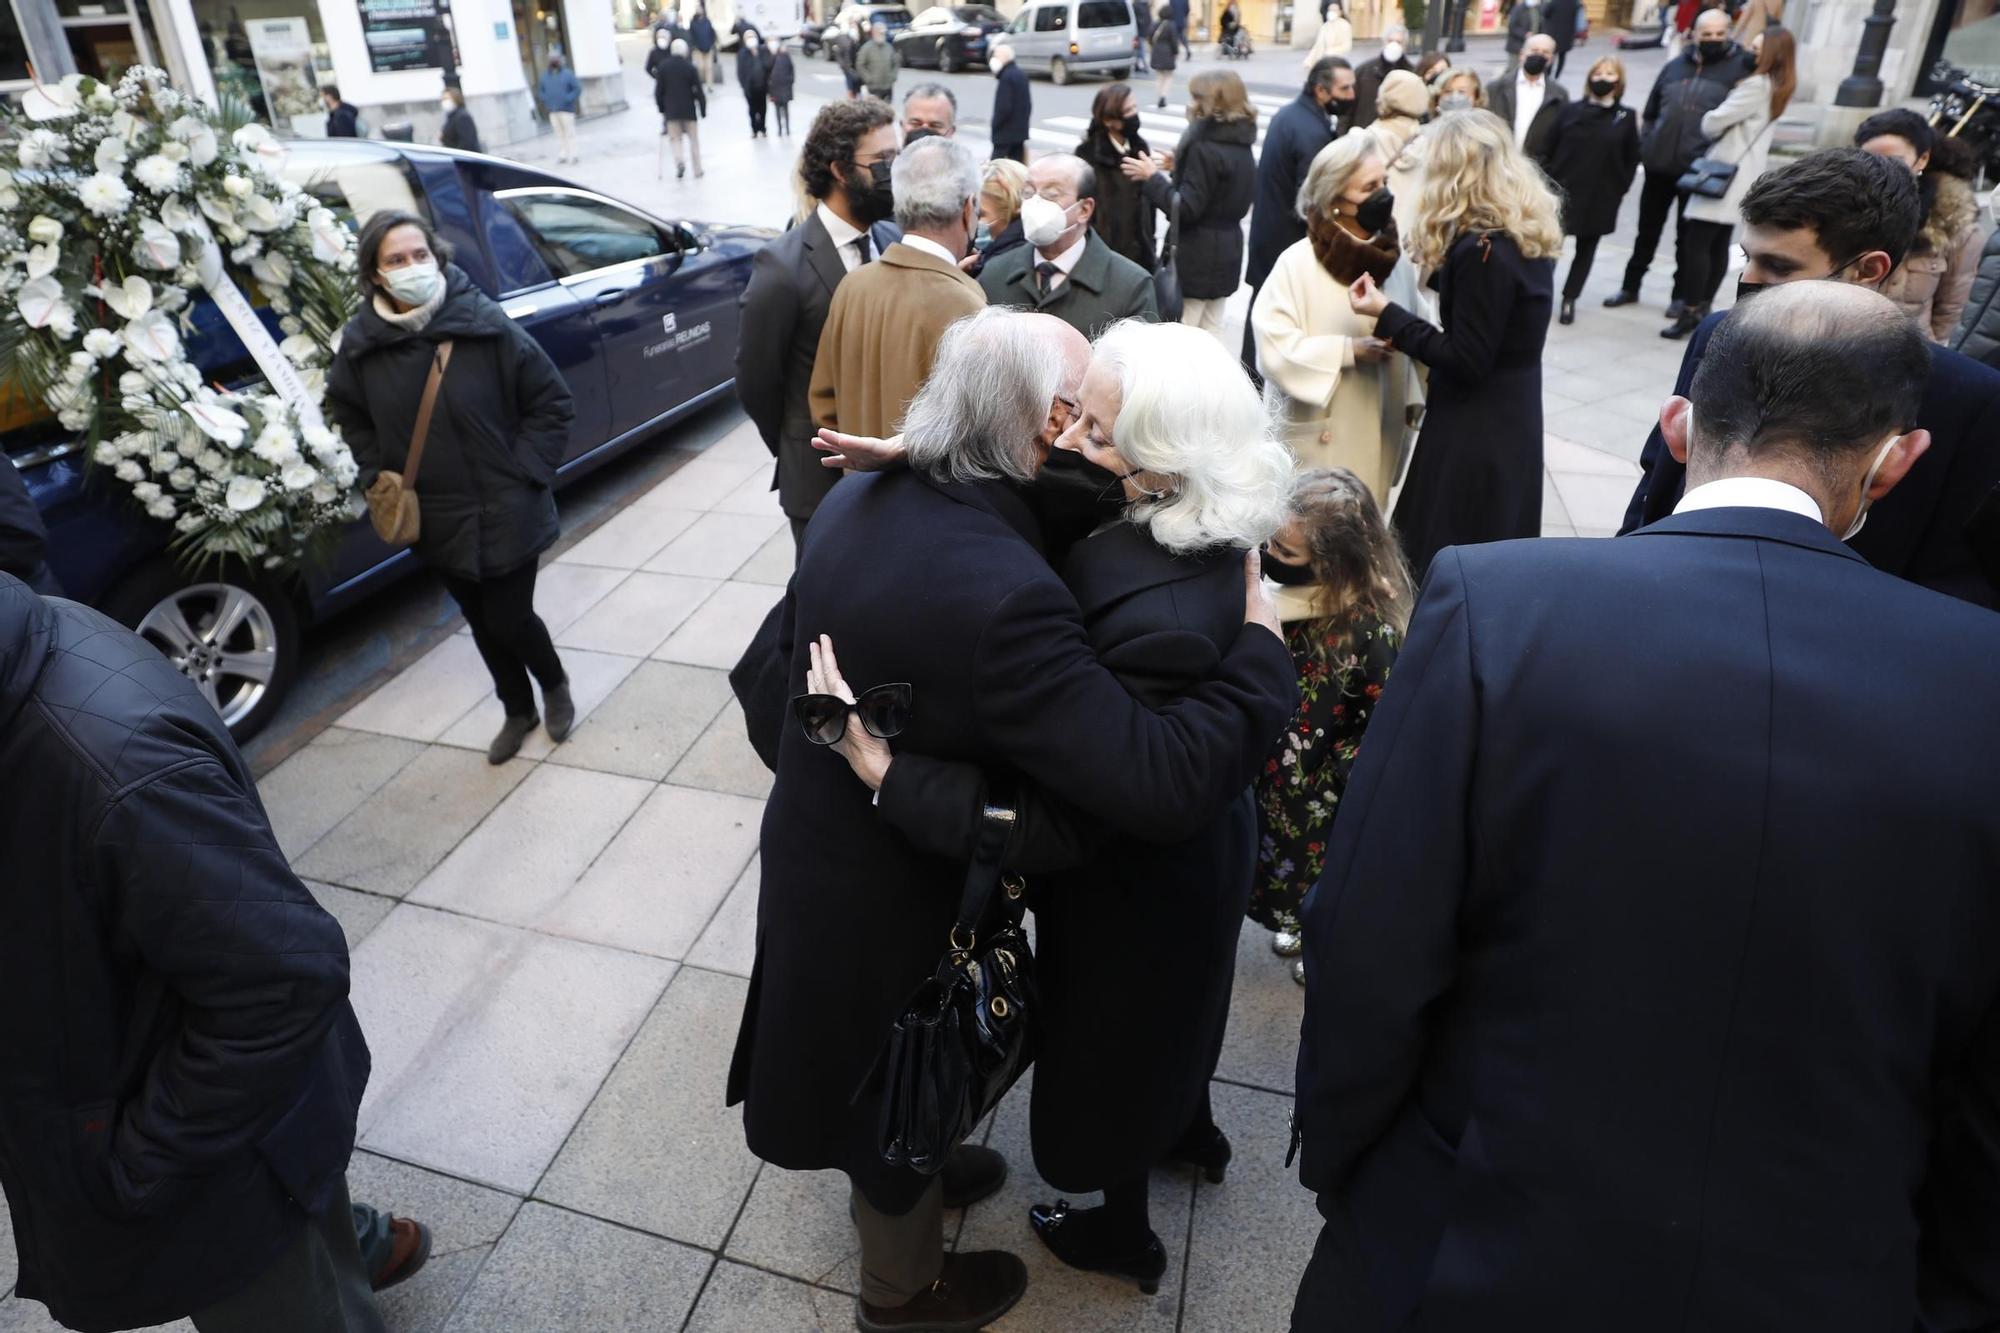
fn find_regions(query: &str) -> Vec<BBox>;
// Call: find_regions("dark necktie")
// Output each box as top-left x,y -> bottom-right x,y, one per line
854,231 -> 873,265
1037,261 -> 1061,295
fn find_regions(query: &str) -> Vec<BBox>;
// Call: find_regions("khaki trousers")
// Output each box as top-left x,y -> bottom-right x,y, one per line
1181,296 -> 1228,338
666,119 -> 701,175
550,110 -> 577,159
850,1177 -> 944,1307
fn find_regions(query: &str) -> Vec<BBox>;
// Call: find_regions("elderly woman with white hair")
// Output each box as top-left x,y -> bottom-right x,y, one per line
811,318 -> 1296,1296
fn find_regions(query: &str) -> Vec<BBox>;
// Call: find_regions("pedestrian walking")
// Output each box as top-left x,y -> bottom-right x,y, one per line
1077,83 -> 1158,272
832,27 -> 862,97
690,3 -> 719,82
1486,31 -> 1569,162
1242,58 -> 1345,377
438,85 -> 480,152
1302,0 -> 1352,69
1134,0 -> 1153,72
1506,0 -> 1545,56
326,212 -> 577,763
1253,133 -> 1410,498
322,83 -> 359,137
1671,28 -> 1795,337
978,154 -> 1161,338
1349,23 -> 1411,129
738,29 -> 770,137
1251,467 -> 1410,984
1124,69 -> 1258,338
1857,109 -> 1987,343
1217,0 -> 1242,52
1603,8 -> 1753,313
1347,111 -> 1561,576
0,576 -> 403,1333
1293,280 -> 2000,1333
989,43 -> 1031,162
538,52 -> 582,163
857,22 -> 900,101
1544,55 -> 1640,323
1150,4 -> 1188,108
652,37 -> 706,179
968,156 -> 1030,277
1543,0 -> 1579,75
1360,68 -> 1426,170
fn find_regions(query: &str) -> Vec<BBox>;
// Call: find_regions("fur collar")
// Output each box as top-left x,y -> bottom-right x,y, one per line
1918,172 -> 1978,259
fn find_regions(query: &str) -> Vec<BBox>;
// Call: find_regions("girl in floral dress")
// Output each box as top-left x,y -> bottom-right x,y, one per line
1251,468 -> 1412,983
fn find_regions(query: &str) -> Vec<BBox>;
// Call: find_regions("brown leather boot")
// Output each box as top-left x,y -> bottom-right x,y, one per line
370,1216 -> 433,1292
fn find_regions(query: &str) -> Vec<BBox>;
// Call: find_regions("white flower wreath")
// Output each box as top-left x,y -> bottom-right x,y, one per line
0,67 -> 363,571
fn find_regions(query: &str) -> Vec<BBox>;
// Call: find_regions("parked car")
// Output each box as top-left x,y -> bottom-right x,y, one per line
893,4 -> 1008,71
10,137 -> 770,740
993,0 -> 1137,83
818,3 -> 916,56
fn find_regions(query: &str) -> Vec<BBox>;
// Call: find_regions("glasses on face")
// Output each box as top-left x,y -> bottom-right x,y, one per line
1025,184 -> 1076,204
1049,394 -> 1080,435
792,682 -> 914,746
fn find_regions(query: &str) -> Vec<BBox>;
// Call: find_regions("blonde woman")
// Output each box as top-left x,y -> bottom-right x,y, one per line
1348,109 -> 1561,573
1432,67 -> 1485,113
1301,0 -> 1353,71
967,157 -> 1029,277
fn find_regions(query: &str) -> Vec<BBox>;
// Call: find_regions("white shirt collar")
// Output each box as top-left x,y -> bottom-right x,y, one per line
1041,231 -> 1088,275
1674,477 -> 1826,525
817,202 -> 868,271
897,233 -> 959,265
1512,71 -> 1545,145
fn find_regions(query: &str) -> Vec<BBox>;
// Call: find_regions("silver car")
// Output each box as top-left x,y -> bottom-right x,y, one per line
992,0 -> 1137,84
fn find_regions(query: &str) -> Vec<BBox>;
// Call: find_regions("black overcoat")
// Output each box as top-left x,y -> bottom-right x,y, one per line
725,469 -> 1297,1212
1376,231 -> 1553,578
652,52 -> 707,120
325,265 -> 575,582
1543,100 -> 1640,238
1246,94 -> 1334,289
1144,116 -> 1256,300
768,50 -> 795,101
991,61 -> 1031,144
1078,122 -> 1157,273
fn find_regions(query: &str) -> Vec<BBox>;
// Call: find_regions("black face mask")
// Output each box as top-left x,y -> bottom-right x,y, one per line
1108,114 -> 1140,140
1355,186 -> 1395,236
1028,449 -> 1128,551
904,126 -> 938,145
1329,93 -> 1356,119
1262,548 -> 1319,585
1697,39 -> 1732,63
1521,53 -> 1549,76
847,158 -> 895,225
1588,77 -> 1617,97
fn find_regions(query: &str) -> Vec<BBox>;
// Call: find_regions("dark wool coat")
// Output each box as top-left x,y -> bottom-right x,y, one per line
726,469 -> 1297,1212
326,265 -> 575,582
1376,231 -> 1554,578
325,101 -> 359,137
0,455 -> 48,585
0,579 -> 368,1333
737,44 -> 770,93
978,229 -> 1162,338
439,104 -> 481,152
652,52 -> 707,120
1543,99 -> 1640,238
1247,92 -> 1336,289
1078,122 -> 1158,273
991,60 -> 1032,145
1144,115 -> 1257,300
767,50 -> 795,101
1351,54 -> 1414,130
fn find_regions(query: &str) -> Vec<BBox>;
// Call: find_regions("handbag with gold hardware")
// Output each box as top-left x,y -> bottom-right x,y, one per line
866,799 -> 1039,1175
364,341 -> 454,545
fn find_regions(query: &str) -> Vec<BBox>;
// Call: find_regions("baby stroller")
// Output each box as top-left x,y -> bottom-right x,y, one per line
1220,24 -> 1253,56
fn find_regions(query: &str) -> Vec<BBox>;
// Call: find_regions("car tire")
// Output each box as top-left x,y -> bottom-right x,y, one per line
939,42 -> 958,72
1051,55 -> 1071,84
100,559 -> 301,744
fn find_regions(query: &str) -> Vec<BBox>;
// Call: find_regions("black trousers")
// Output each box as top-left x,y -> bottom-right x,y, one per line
747,93 -> 767,133
1620,168 -> 1691,299
1678,218 -> 1735,308
774,99 -> 791,133
192,1177 -> 384,1333
992,140 -> 1026,164
441,559 -> 566,719
1563,233 -> 1602,302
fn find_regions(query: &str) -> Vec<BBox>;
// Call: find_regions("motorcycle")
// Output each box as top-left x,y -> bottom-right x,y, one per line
1928,60 -> 2000,187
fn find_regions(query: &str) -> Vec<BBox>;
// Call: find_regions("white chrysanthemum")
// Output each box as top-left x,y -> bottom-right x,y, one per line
132,153 -> 180,192
114,458 -> 144,482
195,448 -> 227,475
83,327 -> 120,357
16,129 -> 68,168
117,369 -> 147,396
26,216 -> 61,245
225,475 -> 266,512
77,172 -> 133,217
93,441 -> 119,465
47,304 -> 77,340
146,495 -> 177,521
131,480 -> 162,502
251,430 -> 300,467
168,467 -> 197,491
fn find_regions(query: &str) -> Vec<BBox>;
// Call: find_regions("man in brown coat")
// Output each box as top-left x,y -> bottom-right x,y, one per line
809,136 -> 986,440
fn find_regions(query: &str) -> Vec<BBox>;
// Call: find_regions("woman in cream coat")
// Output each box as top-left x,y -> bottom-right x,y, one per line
1252,134 -> 1420,501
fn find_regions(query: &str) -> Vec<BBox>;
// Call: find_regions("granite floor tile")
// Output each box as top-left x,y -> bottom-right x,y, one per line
345,1151 -> 523,1333
307,881 -> 397,951
1540,471 -> 1573,532
631,451 -> 769,511
545,660 -> 734,781
441,1203 -> 710,1332
296,747 -> 532,898
407,765 -> 654,927
1214,919 -> 1305,1096
378,1249 -> 487,1333
257,728 -> 425,862
538,969 -> 763,1249
335,634 -> 496,743
709,464 -> 788,517
685,855 -> 759,978
451,561 -> 632,640
654,581 -> 787,670
724,1165 -> 865,1296
434,647 -> 641,763
683,1260 -> 851,1332
643,511 -> 789,580
353,904 -> 674,1191
554,571 -> 721,657
1552,469 -> 1646,534
1543,403 -> 1653,464
1546,435 -> 1644,477
733,529 -> 793,587
1180,1083 -> 1318,1333
546,784 -> 763,958
555,503 -> 700,570
667,699 -> 775,800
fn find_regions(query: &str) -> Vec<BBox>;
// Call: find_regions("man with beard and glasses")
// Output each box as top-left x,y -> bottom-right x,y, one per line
1622,148 -> 2000,609
734,99 -> 902,558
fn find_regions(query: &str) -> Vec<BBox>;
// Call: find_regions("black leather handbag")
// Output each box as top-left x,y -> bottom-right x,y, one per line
1153,192 -> 1185,323
869,800 -> 1038,1175
1676,155 -> 1738,199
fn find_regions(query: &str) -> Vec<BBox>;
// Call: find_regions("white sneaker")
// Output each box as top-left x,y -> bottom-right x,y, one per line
1271,929 -> 1303,958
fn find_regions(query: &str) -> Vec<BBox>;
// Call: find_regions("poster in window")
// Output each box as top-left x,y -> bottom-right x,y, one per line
362,0 -> 448,72
244,18 -> 322,137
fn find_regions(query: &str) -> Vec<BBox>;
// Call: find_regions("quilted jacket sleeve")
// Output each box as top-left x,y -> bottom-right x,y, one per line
90,758 -> 353,1211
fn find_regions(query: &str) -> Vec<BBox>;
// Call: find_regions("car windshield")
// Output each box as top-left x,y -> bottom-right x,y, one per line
872,7 -> 913,19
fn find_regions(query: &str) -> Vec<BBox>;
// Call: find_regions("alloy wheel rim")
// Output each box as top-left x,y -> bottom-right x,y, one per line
136,582 -> 278,728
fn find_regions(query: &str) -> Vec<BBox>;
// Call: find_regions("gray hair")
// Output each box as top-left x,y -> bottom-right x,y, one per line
903,82 -> 958,121
892,135 -> 981,231
902,308 -> 1059,484
670,37 -> 689,54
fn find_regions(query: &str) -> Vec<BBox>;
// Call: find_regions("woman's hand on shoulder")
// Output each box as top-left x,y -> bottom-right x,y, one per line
816,428 -> 908,471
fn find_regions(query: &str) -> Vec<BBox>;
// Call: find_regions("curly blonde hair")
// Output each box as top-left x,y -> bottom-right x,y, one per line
1404,109 -> 1563,273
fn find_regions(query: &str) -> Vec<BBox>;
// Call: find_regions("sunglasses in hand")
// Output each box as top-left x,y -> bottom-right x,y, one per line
792,681 -> 914,747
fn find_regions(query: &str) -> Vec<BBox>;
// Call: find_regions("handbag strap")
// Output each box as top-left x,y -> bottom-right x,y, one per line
948,798 -> 1017,955
401,340 -> 455,489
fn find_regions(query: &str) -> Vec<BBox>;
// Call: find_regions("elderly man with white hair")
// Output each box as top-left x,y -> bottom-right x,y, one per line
808,135 -> 987,440
730,305 -> 1298,1332
1350,21 -> 1412,129
649,34 -> 706,179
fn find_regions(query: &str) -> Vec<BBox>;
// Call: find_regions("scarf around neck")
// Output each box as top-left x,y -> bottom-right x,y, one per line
1307,214 -> 1400,287
372,283 -> 446,332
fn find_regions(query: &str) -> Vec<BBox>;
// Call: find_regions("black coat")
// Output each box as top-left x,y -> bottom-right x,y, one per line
1625,312 -> 2000,610
1352,55 -> 1413,130
0,579 -> 368,1333
968,215 -> 1026,278
325,100 -> 359,137
1248,93 -> 1336,289
1485,73 -> 1569,162
1144,116 -> 1256,300
726,469 -> 1298,1212
439,104 -> 480,152
1543,99 -> 1640,237
991,60 -> 1031,144
1638,44 -> 1755,178
1078,123 -> 1157,273
1376,231 -> 1554,577
1150,17 -> 1187,69
1542,0 -> 1579,48
0,455 -> 48,585
873,522 -> 1260,1188
652,51 -> 707,120
326,265 -> 574,582
737,45 -> 770,93
767,50 -> 795,101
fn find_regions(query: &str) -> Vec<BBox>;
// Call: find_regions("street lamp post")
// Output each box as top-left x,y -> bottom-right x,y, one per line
1834,0 -> 1897,107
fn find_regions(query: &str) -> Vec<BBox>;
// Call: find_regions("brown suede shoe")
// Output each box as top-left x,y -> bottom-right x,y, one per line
370,1216 -> 433,1292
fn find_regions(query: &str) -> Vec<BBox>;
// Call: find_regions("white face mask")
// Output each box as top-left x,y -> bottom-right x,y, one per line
656,33 -> 671,46
1382,40 -> 1404,63
440,98 -> 455,112
1842,434 -> 1901,541
382,260 -> 442,307
1020,195 -> 1075,249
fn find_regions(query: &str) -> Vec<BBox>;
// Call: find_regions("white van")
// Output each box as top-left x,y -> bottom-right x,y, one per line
992,0 -> 1138,84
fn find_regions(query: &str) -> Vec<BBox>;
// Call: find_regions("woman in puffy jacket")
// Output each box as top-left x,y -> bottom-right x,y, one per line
1950,227 -> 2000,371
1857,109 -> 1987,343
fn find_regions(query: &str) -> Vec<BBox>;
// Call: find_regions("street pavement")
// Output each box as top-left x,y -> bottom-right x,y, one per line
1,31 -> 1706,1333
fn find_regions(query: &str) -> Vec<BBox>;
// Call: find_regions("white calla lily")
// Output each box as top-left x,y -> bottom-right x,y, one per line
15,275 -> 64,327
21,81 -> 80,121
121,309 -> 181,362
24,243 -> 58,280
132,218 -> 180,270
100,275 -> 153,321
224,475 -> 266,511
185,398 -> 250,446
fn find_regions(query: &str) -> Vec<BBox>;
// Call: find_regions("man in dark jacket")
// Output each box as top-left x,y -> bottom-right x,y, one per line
321,84 -> 359,137
1242,57 -> 1346,378
690,4 -> 719,82
1604,9 -> 1753,312
438,85 -> 480,152
1486,32 -> 1569,162
978,154 -> 1160,338
1351,25 -> 1411,130
652,37 -> 706,177
990,43 -> 1031,162
0,575 -> 384,1332
0,455 -> 59,595
735,98 -> 901,557
1292,281 -> 2000,1333
1542,0 -> 1579,75
1622,149 -> 2000,610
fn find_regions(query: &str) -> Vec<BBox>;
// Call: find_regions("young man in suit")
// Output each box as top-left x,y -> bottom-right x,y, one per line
733,99 -> 900,558
1293,279 -> 2000,1332
977,154 -> 1159,340
1622,147 -> 2000,609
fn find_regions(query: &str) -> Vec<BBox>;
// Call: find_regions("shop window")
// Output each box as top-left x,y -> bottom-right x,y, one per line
1928,0 -> 2000,85
500,191 -> 676,279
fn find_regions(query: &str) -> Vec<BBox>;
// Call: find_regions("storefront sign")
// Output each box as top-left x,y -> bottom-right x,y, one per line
244,18 -> 322,138
361,0 -> 448,72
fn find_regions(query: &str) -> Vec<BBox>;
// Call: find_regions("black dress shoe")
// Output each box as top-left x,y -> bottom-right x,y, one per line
1559,298 -> 1576,325
1665,298 -> 1689,320
1166,1120 -> 1232,1184
1661,308 -> 1705,340
941,1143 -> 1007,1210
1602,289 -> 1638,307
856,1250 -> 1028,1331
1028,1200 -> 1168,1294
